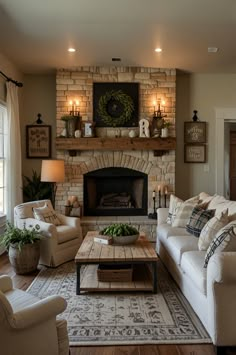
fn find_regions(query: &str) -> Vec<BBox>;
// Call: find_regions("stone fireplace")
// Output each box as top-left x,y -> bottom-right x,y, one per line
55,66 -> 176,216
84,167 -> 148,216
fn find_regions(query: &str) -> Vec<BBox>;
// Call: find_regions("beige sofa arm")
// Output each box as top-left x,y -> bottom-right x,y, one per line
207,252 -> 236,284
9,295 -> 67,329
207,252 -> 236,345
20,218 -> 56,235
157,208 -> 169,225
0,275 -> 13,292
57,214 -> 81,228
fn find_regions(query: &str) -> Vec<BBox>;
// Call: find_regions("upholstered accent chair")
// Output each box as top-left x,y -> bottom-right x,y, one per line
0,275 -> 69,355
14,199 -> 82,267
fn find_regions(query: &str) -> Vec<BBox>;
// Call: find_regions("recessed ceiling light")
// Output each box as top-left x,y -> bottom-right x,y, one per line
208,47 -> 219,53
155,48 -> 162,53
68,48 -> 76,52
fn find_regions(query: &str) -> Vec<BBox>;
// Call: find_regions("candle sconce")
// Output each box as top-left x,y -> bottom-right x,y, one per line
152,100 -> 167,137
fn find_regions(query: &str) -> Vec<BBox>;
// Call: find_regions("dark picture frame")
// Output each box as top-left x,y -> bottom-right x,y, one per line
184,122 -> 206,143
93,82 -> 139,127
184,144 -> 206,163
26,125 -> 51,159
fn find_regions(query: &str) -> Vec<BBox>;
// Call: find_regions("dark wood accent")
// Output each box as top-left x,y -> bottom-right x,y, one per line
0,252 -> 234,355
56,137 -> 176,155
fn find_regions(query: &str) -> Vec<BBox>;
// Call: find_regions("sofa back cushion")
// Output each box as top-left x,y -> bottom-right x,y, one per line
204,221 -> 236,268
186,206 -> 215,237
198,209 -> 229,250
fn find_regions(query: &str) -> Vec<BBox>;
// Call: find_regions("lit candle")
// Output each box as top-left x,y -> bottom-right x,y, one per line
165,187 -> 168,195
152,190 -> 156,198
158,185 -> 161,192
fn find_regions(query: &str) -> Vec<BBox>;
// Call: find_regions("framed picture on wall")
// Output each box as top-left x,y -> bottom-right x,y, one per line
184,144 -> 206,163
184,122 -> 206,143
26,125 -> 51,158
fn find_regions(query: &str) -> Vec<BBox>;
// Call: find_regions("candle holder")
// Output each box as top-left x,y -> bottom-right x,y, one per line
158,190 -> 161,208
148,196 -> 157,219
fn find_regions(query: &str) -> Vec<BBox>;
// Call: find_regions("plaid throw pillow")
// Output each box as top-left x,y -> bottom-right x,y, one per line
204,222 -> 236,268
186,206 -> 215,237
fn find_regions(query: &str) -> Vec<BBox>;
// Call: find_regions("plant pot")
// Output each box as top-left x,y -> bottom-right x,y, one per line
161,127 -> 169,138
8,242 -> 40,275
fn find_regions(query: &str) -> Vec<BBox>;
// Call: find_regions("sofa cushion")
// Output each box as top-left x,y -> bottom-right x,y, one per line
165,235 -> 199,265
166,194 -> 183,224
204,221 -> 236,268
181,251 -> 207,295
186,206 -> 215,237
198,209 -> 229,251
33,203 -> 61,226
208,194 -> 236,216
157,223 -> 191,241
172,200 -> 198,228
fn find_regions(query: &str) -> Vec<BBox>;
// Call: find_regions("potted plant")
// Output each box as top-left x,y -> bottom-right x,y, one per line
161,120 -> 171,138
22,170 -> 52,202
0,222 -> 42,274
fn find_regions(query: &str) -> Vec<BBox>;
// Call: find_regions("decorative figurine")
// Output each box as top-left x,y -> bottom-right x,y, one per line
139,118 -> 150,137
192,110 -> 199,122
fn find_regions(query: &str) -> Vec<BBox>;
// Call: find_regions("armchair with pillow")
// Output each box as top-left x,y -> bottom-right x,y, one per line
14,199 -> 82,267
156,192 -> 236,349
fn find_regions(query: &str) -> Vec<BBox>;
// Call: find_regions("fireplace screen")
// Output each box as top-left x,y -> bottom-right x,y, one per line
84,167 -> 147,216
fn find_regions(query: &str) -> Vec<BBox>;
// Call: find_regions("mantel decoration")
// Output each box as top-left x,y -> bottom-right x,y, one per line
93,83 -> 139,127
26,121 -> 51,159
151,99 -> 167,137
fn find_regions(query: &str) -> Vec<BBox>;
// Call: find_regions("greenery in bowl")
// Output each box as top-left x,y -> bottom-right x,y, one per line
0,222 -> 42,251
101,223 -> 139,237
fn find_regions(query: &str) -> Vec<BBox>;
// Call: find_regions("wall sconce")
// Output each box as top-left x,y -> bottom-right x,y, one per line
69,100 -> 80,116
152,99 -> 167,137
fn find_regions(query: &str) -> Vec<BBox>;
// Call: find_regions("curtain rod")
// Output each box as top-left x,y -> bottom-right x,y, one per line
0,70 -> 23,87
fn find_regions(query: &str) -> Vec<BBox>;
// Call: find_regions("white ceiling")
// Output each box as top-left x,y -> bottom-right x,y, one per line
0,0 -> 236,74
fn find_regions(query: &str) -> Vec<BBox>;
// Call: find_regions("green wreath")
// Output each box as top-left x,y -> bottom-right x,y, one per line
97,90 -> 134,127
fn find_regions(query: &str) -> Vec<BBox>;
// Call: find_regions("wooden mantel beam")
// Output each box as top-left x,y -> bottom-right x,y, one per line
55,137 -> 176,154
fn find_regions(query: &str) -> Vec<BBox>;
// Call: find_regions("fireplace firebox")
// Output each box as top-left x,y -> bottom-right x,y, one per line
84,167 -> 147,216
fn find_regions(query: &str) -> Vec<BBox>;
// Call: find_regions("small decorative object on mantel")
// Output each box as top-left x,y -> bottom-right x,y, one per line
82,121 -> 95,137
61,115 -> 80,138
161,120 -> 171,138
139,118 -> 150,137
151,99 -> 167,137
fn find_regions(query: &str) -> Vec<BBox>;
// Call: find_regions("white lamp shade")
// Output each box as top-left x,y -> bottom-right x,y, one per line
41,160 -> 65,183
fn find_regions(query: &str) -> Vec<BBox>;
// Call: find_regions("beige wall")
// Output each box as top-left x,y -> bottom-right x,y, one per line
21,74 -> 56,177
176,72 -> 236,199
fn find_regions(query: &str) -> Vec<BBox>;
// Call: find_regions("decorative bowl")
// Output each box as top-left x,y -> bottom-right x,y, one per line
112,234 -> 139,245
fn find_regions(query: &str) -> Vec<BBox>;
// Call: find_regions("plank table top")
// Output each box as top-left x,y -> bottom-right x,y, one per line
75,231 -> 158,263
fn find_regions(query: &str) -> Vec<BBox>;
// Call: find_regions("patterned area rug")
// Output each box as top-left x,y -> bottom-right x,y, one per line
27,261 -> 211,346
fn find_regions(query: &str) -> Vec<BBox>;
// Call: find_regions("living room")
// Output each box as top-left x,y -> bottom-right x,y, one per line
1,1 -> 236,354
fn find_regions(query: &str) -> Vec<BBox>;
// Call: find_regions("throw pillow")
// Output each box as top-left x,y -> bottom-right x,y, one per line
198,209 -> 229,251
204,221 -> 236,268
166,194 -> 183,224
33,204 -> 61,226
186,206 -> 215,238
172,200 -> 198,228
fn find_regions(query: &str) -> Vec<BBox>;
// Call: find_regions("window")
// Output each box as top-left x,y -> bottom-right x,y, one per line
0,104 -> 7,215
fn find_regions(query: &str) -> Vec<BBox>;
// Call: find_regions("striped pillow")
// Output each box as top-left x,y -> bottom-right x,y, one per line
186,206 -> 215,237
204,221 -> 236,268
172,201 -> 198,228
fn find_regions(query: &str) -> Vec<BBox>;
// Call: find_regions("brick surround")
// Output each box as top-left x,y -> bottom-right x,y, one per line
55,66 -> 176,215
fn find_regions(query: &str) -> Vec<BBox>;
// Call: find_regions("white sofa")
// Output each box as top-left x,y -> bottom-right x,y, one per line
156,194 -> 236,348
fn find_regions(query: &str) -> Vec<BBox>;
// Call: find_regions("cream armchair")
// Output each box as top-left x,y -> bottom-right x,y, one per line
0,275 -> 69,355
14,199 -> 82,267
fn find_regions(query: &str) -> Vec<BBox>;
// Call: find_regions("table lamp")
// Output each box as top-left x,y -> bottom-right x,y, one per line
41,160 -> 65,208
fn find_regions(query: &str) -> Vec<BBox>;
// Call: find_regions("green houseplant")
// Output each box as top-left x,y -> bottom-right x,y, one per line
23,170 -> 52,202
1,222 -> 42,274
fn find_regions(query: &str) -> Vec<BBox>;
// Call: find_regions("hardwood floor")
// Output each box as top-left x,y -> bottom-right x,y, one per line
1,253 -> 235,355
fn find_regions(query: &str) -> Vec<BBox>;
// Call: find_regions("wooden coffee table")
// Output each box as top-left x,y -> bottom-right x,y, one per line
75,231 -> 158,295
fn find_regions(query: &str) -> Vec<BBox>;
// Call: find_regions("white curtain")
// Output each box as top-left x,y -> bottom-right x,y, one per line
6,82 -> 22,222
